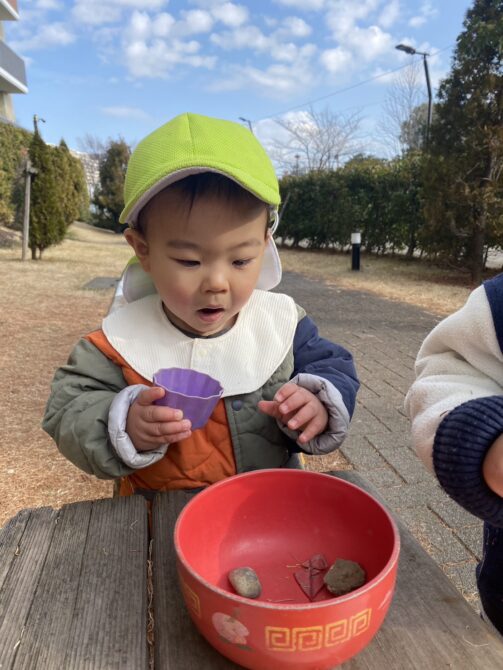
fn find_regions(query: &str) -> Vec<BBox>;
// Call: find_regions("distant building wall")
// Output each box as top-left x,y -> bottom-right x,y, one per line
0,0 -> 27,123
71,150 -> 100,199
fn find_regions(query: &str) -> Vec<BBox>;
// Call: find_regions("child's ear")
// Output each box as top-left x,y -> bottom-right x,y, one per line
124,229 -> 150,270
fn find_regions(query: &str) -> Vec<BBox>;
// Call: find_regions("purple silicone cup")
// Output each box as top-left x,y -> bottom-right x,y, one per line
153,368 -> 224,430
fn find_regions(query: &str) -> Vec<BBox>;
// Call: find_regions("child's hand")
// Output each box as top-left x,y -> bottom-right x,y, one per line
126,387 -> 192,452
482,434 -> 503,497
258,382 -> 328,446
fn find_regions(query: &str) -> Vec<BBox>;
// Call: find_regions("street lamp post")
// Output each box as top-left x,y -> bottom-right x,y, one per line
238,117 -> 253,133
395,44 -> 432,145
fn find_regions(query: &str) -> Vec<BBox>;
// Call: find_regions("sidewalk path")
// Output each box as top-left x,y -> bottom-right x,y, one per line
279,270 -> 482,608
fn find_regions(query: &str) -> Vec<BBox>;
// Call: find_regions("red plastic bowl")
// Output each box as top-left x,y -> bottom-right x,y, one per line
174,469 -> 400,669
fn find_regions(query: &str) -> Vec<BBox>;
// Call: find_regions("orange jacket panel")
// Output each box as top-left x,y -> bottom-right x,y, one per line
85,330 -> 236,494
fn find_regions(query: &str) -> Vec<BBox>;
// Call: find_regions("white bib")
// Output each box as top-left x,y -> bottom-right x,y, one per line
102,290 -> 298,397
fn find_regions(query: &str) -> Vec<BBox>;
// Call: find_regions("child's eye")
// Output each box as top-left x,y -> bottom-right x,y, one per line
174,259 -> 200,267
233,258 -> 252,268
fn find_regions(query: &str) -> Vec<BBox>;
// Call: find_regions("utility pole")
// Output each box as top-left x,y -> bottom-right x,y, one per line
33,113 -> 46,135
395,44 -> 432,146
21,158 -> 38,261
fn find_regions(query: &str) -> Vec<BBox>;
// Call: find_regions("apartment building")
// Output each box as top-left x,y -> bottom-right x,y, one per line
0,0 -> 27,122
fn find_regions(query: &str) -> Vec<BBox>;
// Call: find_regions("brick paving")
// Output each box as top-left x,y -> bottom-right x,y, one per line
279,270 -> 482,609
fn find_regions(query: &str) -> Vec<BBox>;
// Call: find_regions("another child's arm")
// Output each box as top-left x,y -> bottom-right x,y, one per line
260,315 -> 359,453
405,280 -> 503,525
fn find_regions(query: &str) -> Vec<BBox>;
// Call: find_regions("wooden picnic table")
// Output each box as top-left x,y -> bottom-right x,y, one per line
1,470 -> 503,669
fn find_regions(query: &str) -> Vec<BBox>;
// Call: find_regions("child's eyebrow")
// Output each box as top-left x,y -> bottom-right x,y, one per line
166,239 -> 263,251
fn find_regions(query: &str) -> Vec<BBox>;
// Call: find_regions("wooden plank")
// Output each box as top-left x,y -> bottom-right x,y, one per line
62,496 -> 149,670
333,470 -> 503,669
0,507 -> 58,668
0,509 -> 31,592
152,491 -> 238,669
11,502 -> 93,669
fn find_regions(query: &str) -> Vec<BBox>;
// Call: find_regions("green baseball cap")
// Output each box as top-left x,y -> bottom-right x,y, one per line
118,112 -> 283,297
120,112 -> 280,225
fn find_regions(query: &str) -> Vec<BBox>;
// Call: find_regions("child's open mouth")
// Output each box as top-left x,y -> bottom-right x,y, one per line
197,307 -> 225,323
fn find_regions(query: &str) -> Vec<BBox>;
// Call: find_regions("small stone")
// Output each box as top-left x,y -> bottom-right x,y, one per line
324,559 -> 366,596
228,567 -> 262,599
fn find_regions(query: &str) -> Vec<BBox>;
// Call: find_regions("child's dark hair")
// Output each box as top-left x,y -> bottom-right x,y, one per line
136,172 -> 271,234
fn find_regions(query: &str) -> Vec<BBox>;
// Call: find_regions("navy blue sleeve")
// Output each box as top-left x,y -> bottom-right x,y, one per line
292,315 -> 359,417
433,395 -> 503,527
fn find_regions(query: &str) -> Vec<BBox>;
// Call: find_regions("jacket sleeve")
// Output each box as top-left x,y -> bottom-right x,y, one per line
282,314 -> 359,455
404,280 -> 503,526
42,338 -> 139,479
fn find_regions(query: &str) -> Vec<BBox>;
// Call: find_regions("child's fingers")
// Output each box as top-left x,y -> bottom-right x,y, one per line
257,400 -> 281,419
136,386 -> 166,405
146,405 -> 184,423
276,389 -> 308,416
297,415 -> 327,444
274,382 -> 298,403
163,430 -> 192,444
154,419 -> 191,437
138,430 -> 192,449
285,403 -> 317,431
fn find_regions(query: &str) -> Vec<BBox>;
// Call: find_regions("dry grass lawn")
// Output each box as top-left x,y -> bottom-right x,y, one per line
0,223 -> 481,526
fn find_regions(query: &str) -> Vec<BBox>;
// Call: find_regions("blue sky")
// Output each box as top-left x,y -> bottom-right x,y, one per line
6,0 -> 473,159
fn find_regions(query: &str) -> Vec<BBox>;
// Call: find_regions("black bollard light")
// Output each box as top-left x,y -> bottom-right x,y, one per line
351,232 -> 361,271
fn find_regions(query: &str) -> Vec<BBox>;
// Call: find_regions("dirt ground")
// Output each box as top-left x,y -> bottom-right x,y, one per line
0,223 -> 476,526
0,224 -> 132,525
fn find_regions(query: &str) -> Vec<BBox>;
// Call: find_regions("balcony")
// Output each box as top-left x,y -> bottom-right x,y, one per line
0,0 -> 19,21
0,39 -> 27,93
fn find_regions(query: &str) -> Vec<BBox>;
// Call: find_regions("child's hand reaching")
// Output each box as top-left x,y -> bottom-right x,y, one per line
126,387 -> 192,452
482,433 -> 503,497
258,382 -> 328,446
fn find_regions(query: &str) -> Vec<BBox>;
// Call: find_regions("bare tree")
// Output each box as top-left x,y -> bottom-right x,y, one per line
269,106 -> 363,174
378,63 -> 426,156
76,133 -> 107,160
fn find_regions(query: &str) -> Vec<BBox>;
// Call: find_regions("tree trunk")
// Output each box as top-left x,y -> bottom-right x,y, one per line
470,225 -> 485,286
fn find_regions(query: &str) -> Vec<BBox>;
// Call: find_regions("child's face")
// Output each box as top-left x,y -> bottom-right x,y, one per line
125,189 -> 268,336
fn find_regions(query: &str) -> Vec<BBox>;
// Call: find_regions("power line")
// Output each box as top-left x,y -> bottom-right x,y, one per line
253,44 -> 454,123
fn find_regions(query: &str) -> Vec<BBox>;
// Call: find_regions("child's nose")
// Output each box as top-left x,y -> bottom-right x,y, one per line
202,269 -> 228,292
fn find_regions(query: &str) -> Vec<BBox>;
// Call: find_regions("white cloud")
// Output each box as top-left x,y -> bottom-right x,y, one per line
408,15 -> 426,28
129,10 -> 175,39
10,23 -> 75,51
211,2 -> 249,27
101,106 -> 151,120
326,0 -> 382,37
270,42 -> 300,62
275,0 -> 326,9
123,17 -> 216,78
320,47 -> 352,74
36,0 -> 62,9
408,1 -> 438,29
279,16 -> 312,38
180,9 -> 214,34
378,0 -> 400,29
211,25 -> 270,51
341,25 -> 393,61
208,44 -> 317,98
73,0 -> 169,26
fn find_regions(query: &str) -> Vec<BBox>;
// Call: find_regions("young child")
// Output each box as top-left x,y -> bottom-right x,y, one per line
43,112 -> 359,497
405,273 -> 503,636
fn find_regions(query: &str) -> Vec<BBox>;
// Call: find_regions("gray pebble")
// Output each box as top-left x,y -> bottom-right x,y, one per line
228,567 -> 262,599
324,559 -> 366,596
